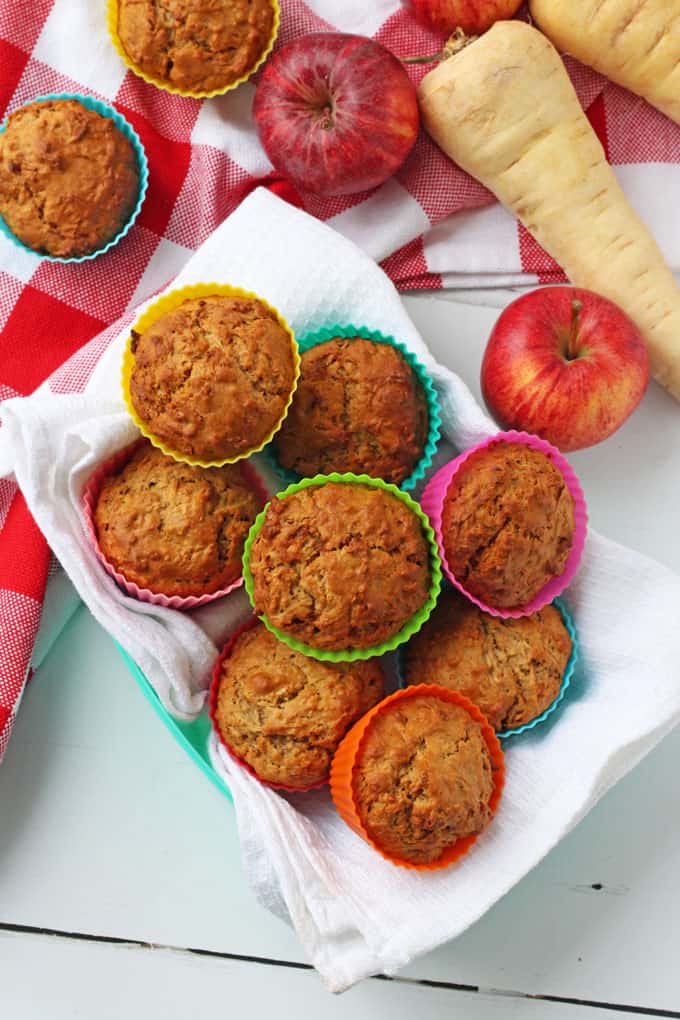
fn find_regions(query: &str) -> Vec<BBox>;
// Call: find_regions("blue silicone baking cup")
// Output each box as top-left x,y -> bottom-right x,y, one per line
264,323 -> 441,492
0,92 -> 148,263
396,597 -> 578,739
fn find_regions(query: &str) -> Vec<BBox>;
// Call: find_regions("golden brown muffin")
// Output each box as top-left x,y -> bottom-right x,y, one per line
128,295 -> 296,463
441,442 -> 575,609
94,442 -> 261,596
248,482 -> 432,651
117,0 -> 276,94
214,622 -> 384,788
353,694 -> 494,865
0,98 -> 139,258
404,590 -> 572,731
272,337 -> 429,485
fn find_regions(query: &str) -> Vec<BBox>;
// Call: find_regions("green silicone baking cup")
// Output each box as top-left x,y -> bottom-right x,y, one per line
242,472 -> 443,662
264,324 -> 442,492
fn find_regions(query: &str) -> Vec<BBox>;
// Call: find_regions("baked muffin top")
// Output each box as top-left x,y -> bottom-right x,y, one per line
248,482 -> 432,651
94,442 -> 261,596
117,0 -> 275,94
441,442 -> 575,608
353,694 -> 494,865
404,589 -> 572,731
272,337 -> 429,485
214,622 -> 384,787
128,295 -> 296,463
0,98 -> 139,258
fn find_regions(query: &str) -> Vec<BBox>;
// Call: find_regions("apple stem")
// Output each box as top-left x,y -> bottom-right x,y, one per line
567,299 -> 583,360
402,28 -> 477,65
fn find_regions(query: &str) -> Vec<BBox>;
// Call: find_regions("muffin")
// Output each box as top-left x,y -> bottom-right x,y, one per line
351,691 -> 496,865
272,336 -> 429,485
93,441 -> 262,596
212,621 -> 384,788
247,480 -> 433,652
116,0 -> 276,95
127,293 -> 297,464
404,589 -> 572,731
441,441 -> 575,609
0,98 -> 139,258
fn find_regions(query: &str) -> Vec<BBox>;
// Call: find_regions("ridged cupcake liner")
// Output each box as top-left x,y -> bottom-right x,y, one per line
420,430 -> 588,619
121,282 -> 300,468
329,683 -> 505,871
0,92 -> 148,263
82,439 -> 269,609
208,616 -> 329,793
264,323 -> 442,492
395,595 -> 579,738
107,0 -> 280,98
242,472 -> 443,662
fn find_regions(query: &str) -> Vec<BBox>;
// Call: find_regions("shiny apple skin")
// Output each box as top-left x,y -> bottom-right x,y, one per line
481,287 -> 650,452
252,33 -> 420,197
402,0 -> 524,34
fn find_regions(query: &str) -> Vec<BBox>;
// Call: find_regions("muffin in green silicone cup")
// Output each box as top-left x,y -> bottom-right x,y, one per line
267,325 -> 441,492
243,473 -> 442,662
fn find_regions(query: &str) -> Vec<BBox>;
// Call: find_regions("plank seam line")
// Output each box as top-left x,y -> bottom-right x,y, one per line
1,921 -> 679,1016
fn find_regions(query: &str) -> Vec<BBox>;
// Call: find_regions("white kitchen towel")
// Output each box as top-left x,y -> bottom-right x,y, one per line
2,189 -> 680,991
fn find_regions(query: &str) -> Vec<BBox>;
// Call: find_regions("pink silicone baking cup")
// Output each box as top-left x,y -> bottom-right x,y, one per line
82,440 -> 270,610
420,430 -> 588,618
208,617 -> 328,793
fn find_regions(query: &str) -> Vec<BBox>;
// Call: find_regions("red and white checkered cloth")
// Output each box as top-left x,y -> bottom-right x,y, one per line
1,0 -> 679,761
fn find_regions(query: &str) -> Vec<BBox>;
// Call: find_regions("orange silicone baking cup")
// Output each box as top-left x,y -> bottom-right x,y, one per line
106,0 -> 280,98
121,283 -> 299,468
330,684 -> 505,871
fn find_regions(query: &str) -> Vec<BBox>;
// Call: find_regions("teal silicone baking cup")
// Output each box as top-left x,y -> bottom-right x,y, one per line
396,596 -> 578,738
0,92 -> 148,263
264,324 -> 442,492
242,472 -> 443,662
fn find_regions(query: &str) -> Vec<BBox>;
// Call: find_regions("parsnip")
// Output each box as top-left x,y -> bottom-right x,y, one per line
418,21 -> 680,399
529,0 -> 680,126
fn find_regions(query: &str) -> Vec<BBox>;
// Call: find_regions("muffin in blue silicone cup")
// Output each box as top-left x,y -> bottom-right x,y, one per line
267,324 -> 441,491
0,93 -> 148,262
400,588 -> 578,738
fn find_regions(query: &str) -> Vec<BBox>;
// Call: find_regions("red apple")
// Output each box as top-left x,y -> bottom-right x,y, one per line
481,287 -> 649,452
253,33 -> 419,197
401,0 -> 524,34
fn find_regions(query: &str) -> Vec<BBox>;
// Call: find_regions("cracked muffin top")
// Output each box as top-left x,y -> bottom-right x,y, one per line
94,441 -> 262,596
272,337 -> 429,485
441,441 -> 575,609
128,294 -> 297,464
116,0 -> 276,94
403,589 -> 572,732
353,693 -> 495,865
0,98 -> 139,258
213,622 -> 384,788
247,481 -> 432,651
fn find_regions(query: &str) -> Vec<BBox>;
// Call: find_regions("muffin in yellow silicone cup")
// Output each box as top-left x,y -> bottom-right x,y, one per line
107,0 -> 280,98
122,283 -> 299,468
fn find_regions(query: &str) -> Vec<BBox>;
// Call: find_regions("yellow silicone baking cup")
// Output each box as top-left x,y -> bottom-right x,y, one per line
106,0 -> 280,99
121,282 -> 300,468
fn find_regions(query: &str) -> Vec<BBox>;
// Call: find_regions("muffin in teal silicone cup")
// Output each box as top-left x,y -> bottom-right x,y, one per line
400,588 -> 577,737
267,325 -> 441,491
0,93 -> 148,262
243,473 -> 442,662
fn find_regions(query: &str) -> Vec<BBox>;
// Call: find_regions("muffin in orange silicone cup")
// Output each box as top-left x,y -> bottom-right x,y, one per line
330,684 -> 504,870
209,618 -> 385,792
107,0 -> 280,98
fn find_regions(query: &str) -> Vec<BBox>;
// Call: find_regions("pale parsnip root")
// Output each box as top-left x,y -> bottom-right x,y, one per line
418,21 -> 680,399
529,0 -> 680,126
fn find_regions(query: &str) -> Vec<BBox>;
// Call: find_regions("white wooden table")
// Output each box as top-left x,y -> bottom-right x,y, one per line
2,294 -> 679,1019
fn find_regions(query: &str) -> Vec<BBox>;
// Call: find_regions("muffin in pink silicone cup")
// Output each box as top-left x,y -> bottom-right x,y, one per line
420,431 -> 587,618
83,439 -> 268,609
209,617 -> 385,791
